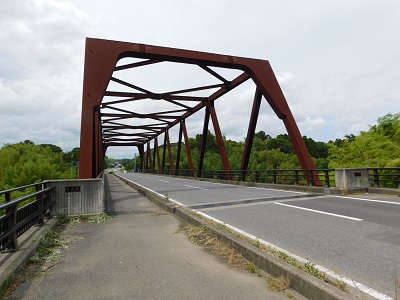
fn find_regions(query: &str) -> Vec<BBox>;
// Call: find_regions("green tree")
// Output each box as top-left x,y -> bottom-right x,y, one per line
328,113 -> 400,168
0,142 -> 74,190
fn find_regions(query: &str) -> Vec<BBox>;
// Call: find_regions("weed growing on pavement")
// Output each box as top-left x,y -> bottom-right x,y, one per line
180,223 -> 251,270
30,229 -> 63,263
60,213 -> 113,225
267,276 -> 290,292
2,213 -> 114,298
248,263 -> 262,277
249,263 -> 256,273
304,262 -> 325,280
89,213 -> 113,223
56,214 -> 69,225
253,239 -> 261,248
185,209 -> 349,294
302,261 -> 347,292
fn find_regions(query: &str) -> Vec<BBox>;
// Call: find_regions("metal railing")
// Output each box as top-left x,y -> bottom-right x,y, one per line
142,169 -> 335,187
139,167 -> 400,189
369,168 -> 400,188
0,182 -> 55,252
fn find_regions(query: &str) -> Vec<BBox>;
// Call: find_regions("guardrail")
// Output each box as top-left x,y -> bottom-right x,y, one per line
141,167 -> 400,189
142,169 -> 335,187
0,182 -> 55,252
369,167 -> 400,188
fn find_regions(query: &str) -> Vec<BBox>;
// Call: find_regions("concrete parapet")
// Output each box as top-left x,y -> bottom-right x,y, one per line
335,168 -> 369,191
46,178 -> 104,216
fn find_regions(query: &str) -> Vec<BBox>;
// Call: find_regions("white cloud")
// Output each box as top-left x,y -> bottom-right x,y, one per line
1,0 -> 399,159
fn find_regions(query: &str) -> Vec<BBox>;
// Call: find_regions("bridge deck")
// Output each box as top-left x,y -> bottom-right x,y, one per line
118,172 -> 400,300
6,175 -> 289,300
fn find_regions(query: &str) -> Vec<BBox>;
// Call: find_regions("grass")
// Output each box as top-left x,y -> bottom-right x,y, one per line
190,211 -> 348,293
177,222 -> 299,297
267,276 -> 290,292
178,223 -> 251,270
59,212 -> 113,225
0,213 -> 113,298
29,229 -> 63,263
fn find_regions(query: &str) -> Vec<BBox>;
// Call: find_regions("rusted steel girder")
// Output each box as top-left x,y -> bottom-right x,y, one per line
175,122 -> 183,172
79,38 -> 320,186
154,137 -> 161,170
181,120 -> 194,176
208,103 -> 231,177
165,130 -> 174,171
198,107 -> 210,173
241,88 -> 263,180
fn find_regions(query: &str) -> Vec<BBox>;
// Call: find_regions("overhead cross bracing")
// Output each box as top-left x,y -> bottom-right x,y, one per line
79,38 -> 320,185
100,60 -> 249,148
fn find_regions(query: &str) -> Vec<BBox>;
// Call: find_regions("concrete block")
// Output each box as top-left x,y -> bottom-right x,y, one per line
335,168 -> 369,190
46,178 -> 104,216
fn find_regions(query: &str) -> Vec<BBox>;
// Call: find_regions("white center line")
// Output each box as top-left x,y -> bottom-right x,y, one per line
184,184 -> 208,191
274,202 -> 363,221
334,195 -> 400,205
158,180 -> 169,183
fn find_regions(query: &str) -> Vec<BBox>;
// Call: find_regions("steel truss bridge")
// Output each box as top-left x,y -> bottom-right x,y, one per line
79,38 -> 320,185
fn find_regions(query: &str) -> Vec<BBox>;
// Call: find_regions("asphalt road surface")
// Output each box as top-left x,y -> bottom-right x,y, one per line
118,172 -> 400,299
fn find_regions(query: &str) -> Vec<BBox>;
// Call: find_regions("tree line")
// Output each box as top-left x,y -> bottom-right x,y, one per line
1,113 -> 399,190
124,113 -> 400,172
0,140 -> 79,190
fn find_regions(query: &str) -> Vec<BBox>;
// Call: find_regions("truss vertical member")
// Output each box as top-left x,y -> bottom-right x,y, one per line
79,38 -> 321,186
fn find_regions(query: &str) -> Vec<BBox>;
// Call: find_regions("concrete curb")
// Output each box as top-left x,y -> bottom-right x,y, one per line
115,174 -> 359,300
0,218 -> 58,296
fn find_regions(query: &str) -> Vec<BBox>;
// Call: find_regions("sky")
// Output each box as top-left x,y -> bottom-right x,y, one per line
1,0 -> 399,159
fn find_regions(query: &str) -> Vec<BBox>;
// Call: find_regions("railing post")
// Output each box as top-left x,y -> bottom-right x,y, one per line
294,170 -> 299,185
373,169 -> 380,187
255,171 -> 260,182
45,184 -> 53,219
324,170 -> 330,187
397,170 -> 400,188
36,184 -> 44,226
307,170 -> 314,186
3,192 -> 18,252
272,170 -> 277,184
239,170 -> 245,181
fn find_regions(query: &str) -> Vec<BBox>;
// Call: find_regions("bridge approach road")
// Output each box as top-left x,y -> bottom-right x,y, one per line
119,172 -> 400,300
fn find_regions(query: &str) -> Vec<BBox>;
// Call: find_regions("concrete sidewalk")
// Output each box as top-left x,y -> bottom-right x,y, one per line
6,175 -> 291,300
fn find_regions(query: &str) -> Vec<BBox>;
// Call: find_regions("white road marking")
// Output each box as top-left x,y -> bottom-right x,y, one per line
194,210 -> 391,300
120,174 -> 392,299
274,202 -> 363,221
334,195 -> 400,205
158,180 -> 169,183
184,184 -> 208,191
203,180 -> 306,194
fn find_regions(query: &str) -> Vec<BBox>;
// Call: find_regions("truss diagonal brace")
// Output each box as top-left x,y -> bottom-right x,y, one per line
79,38 -> 319,186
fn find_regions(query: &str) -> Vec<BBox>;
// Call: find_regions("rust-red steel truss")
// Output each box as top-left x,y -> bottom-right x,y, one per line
79,38 -> 320,185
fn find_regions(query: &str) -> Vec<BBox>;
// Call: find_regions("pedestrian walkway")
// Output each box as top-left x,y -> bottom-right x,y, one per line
6,175 -> 291,300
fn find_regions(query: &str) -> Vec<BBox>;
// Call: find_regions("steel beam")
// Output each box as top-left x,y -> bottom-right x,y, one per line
137,144 -> 144,170
162,133 -> 167,171
176,122 -> 183,172
154,137 -> 161,170
198,107 -> 210,172
79,38 -> 319,185
240,88 -> 263,180
166,130 -> 174,171
181,120 -> 194,175
208,103 -> 231,176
